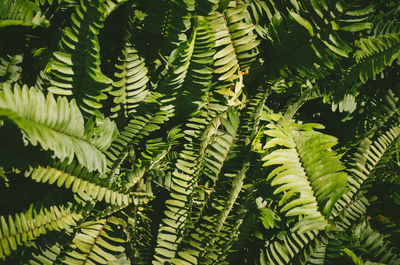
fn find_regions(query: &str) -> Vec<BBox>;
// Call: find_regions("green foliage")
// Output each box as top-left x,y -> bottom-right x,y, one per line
0,0 -> 49,28
1,0 -> 400,264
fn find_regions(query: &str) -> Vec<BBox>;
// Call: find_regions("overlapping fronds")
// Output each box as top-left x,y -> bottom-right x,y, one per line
28,161 -> 130,206
346,126 -> 400,200
105,107 -> 173,177
48,0 -> 115,116
0,0 -> 49,28
346,32 -> 400,84
151,102 -> 234,264
353,221 -> 400,265
110,44 -> 150,118
0,203 -> 82,258
0,84 -> 116,173
208,1 -> 260,82
62,217 -> 126,265
169,109 -> 241,264
263,230 -> 320,265
141,0 -> 194,52
0,55 -> 23,84
260,0 -> 375,80
262,119 -> 348,233
158,15 -> 216,117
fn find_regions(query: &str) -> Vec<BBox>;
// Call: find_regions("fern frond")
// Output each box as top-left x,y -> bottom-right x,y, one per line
0,0 -> 49,28
208,1 -> 260,82
0,84 -> 116,174
48,0 -> 114,116
158,15 -> 216,118
346,126 -> 400,199
170,109 -> 242,264
151,103 -> 233,264
110,44 -> 150,118
0,54 -> 23,83
347,32 -> 400,84
262,119 -> 348,233
353,221 -> 400,265
62,217 -> 126,264
105,107 -> 173,177
263,230 -> 320,265
141,0 -> 194,51
28,161 -> 130,206
0,203 -> 82,259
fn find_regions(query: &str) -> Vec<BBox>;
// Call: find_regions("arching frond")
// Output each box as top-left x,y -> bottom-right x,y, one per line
28,161 -> 130,206
346,126 -> 400,200
0,84 -> 116,174
105,107 -> 173,177
0,203 -> 82,258
0,0 -> 49,28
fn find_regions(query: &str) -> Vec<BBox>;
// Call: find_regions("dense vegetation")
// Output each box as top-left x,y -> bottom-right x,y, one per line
0,0 -> 400,264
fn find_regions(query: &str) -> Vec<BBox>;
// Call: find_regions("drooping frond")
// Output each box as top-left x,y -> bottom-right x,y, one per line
0,203 -> 82,259
28,161 -> 130,206
0,84 -> 116,174
61,217 -> 126,265
262,119 -> 348,233
110,44 -> 150,118
0,0 -> 49,28
47,0 -> 120,116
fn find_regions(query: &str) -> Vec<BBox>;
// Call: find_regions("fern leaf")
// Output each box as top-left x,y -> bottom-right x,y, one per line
208,1 -> 260,81
110,44 -> 150,118
151,104 -> 233,264
48,0 -> 113,117
105,108 -> 173,177
262,119 -> 348,232
347,126 -> 400,198
264,230 -> 319,265
62,217 -> 125,265
141,0 -> 194,52
347,33 -> 400,84
0,204 -> 82,259
158,15 -> 216,118
0,84 -> 116,174
0,0 -> 49,28
28,161 -> 130,206
0,54 -> 23,83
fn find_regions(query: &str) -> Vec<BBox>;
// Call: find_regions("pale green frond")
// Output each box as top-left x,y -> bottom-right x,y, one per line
262,117 -> 348,232
0,204 -> 82,259
0,83 -> 115,173
0,0 -> 49,28
28,161 -> 130,206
